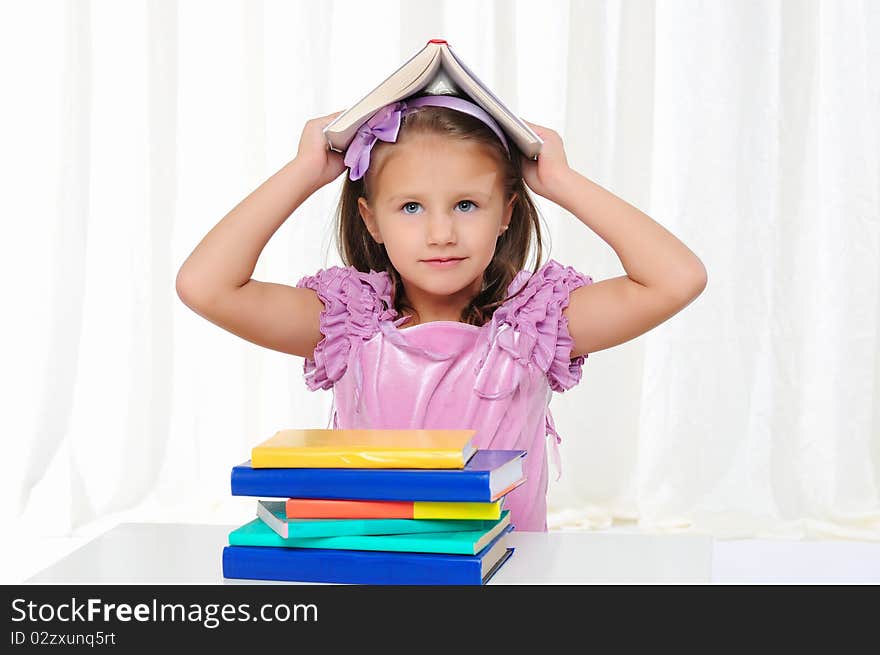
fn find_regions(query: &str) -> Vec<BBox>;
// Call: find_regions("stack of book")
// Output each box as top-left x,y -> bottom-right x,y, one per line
221,428 -> 526,585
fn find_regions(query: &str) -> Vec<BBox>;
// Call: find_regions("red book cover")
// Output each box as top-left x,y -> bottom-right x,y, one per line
286,499 -> 413,519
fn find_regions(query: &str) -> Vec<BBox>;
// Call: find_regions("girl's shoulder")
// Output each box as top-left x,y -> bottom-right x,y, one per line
296,264 -> 396,317
294,265 -> 397,391
490,258 -> 594,392
503,258 -> 593,300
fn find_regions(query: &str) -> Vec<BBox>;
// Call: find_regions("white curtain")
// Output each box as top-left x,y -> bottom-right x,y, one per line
4,0 -> 879,575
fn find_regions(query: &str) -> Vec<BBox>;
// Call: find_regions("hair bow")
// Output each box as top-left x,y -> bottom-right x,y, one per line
343,101 -> 408,181
342,95 -> 511,182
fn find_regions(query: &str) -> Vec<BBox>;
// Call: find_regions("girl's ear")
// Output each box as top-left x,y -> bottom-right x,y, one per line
501,193 -> 517,232
357,196 -> 383,244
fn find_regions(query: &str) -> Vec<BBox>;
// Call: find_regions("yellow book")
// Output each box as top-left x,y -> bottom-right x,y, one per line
413,501 -> 503,520
251,428 -> 478,469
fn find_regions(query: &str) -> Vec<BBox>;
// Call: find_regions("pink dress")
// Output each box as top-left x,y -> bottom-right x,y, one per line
295,259 -> 594,532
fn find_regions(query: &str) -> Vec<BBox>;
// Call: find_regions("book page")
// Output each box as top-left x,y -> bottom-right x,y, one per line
441,46 -> 543,158
324,41 -> 543,159
324,45 -> 443,152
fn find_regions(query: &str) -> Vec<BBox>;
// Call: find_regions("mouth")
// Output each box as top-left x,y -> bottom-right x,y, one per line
421,257 -> 467,268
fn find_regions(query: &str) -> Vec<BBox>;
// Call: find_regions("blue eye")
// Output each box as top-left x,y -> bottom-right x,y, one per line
400,200 -> 479,214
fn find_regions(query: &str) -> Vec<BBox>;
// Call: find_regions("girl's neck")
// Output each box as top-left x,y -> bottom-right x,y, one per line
398,277 -> 481,327
399,314 -> 463,329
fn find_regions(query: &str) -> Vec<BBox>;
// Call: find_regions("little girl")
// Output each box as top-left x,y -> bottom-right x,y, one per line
176,95 -> 707,532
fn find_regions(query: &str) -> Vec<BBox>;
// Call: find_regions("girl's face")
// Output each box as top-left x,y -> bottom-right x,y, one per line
357,133 -> 516,313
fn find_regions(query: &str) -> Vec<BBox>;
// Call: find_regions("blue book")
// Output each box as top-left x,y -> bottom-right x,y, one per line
222,524 -> 515,585
230,450 -> 526,502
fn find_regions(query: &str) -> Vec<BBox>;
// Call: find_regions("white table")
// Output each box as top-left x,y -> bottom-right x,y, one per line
25,523 -> 713,584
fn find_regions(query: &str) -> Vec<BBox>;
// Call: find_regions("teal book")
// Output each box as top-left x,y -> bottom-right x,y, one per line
256,499 -> 501,539
230,509 -> 512,555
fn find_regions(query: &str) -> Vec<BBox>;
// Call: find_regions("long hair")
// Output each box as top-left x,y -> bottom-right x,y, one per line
334,103 -> 547,327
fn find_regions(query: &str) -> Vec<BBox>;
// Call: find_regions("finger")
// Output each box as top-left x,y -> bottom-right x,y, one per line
523,120 -> 544,136
320,111 -> 345,127
317,111 -> 344,124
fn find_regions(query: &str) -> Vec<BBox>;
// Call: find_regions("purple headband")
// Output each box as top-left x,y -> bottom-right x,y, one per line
343,95 -> 511,181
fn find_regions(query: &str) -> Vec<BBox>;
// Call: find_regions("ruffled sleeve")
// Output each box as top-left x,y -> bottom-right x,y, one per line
295,266 -> 396,391
491,258 -> 594,392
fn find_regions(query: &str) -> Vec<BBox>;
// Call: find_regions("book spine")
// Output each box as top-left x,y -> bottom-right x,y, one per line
231,467 -> 492,502
222,546 -> 483,585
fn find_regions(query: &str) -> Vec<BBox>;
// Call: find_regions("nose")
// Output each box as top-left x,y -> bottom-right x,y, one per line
425,211 -> 457,245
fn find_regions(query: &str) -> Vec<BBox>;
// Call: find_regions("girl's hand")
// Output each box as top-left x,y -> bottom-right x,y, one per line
519,119 -> 573,202
294,110 -> 348,191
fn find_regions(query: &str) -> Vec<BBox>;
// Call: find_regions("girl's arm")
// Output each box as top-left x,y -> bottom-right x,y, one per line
519,121 -> 707,358
175,111 -> 346,358
176,156 -> 320,301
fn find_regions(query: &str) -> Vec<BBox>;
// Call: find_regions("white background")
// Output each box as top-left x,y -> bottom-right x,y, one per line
2,0 -> 878,582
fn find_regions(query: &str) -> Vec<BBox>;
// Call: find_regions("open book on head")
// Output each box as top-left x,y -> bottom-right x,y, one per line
323,38 -> 543,160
